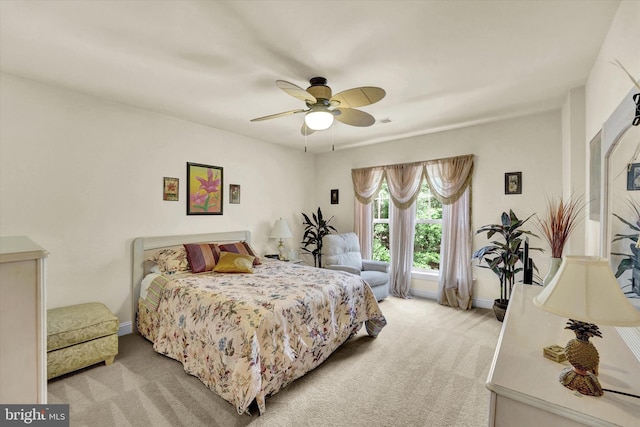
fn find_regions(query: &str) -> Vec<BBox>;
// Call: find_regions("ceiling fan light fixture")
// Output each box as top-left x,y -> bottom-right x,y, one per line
305,108 -> 333,130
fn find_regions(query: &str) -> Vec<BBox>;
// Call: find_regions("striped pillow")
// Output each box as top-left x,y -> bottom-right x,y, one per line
144,275 -> 170,311
184,243 -> 221,273
219,242 -> 261,266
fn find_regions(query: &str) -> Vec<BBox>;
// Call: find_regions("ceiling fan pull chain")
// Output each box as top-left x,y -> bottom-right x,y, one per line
332,121 -> 335,151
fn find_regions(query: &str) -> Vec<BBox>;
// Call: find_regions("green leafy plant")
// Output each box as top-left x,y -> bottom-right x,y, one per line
611,197 -> 640,296
472,210 -> 541,303
301,207 -> 337,268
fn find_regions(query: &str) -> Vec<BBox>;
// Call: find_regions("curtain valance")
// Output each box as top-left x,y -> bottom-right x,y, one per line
351,167 -> 385,205
351,154 -> 473,208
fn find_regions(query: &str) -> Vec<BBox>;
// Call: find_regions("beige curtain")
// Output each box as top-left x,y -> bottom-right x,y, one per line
424,155 -> 474,309
352,167 -> 385,258
386,164 -> 424,298
351,155 -> 473,304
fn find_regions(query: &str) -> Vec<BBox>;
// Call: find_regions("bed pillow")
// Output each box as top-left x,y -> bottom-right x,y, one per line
219,242 -> 261,266
184,243 -> 221,273
143,274 -> 171,311
213,251 -> 255,273
152,247 -> 190,274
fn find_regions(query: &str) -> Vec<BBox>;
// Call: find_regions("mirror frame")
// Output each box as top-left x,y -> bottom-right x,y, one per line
600,86 -> 638,258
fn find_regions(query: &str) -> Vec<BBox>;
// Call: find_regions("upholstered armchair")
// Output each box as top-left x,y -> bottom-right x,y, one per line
322,232 -> 390,301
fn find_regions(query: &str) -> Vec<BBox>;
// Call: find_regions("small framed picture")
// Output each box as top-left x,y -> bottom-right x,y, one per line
163,177 -> 179,201
331,189 -> 339,204
229,184 -> 241,204
627,163 -> 640,191
505,172 -> 522,195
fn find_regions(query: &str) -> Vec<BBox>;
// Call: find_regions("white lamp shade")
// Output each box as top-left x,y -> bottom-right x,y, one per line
304,109 -> 334,130
533,256 -> 640,326
269,218 -> 292,239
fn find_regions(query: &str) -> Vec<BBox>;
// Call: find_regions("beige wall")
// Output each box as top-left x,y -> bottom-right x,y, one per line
314,111 -> 563,306
1,1 -> 637,326
0,73 -> 315,328
584,0 -> 640,255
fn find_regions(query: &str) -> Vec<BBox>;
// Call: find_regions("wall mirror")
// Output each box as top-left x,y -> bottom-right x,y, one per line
600,87 -> 639,307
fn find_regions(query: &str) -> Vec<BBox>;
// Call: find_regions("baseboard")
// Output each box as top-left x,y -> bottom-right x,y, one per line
410,288 -> 493,309
410,288 -> 439,300
118,321 -> 132,336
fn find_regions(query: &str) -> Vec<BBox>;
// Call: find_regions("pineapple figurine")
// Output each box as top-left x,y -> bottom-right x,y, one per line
559,319 -> 603,396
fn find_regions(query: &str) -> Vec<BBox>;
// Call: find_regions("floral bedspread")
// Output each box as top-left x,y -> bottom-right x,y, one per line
137,259 -> 386,415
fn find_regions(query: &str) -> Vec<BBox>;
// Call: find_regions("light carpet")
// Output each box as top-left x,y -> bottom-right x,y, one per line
48,296 -> 501,426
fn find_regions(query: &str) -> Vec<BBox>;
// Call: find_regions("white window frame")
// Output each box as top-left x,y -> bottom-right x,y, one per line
372,181 -> 442,278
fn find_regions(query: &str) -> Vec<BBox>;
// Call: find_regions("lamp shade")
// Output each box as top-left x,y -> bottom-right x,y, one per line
304,108 -> 334,130
533,256 -> 640,327
269,218 -> 292,240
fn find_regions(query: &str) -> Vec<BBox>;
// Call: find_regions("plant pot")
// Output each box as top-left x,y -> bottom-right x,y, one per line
543,257 -> 563,287
493,299 -> 509,322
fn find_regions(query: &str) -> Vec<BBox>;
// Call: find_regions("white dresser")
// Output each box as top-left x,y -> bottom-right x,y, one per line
486,284 -> 640,427
0,236 -> 47,404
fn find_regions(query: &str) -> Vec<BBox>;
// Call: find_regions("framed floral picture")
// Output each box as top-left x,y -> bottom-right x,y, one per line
187,162 -> 223,215
163,177 -> 179,201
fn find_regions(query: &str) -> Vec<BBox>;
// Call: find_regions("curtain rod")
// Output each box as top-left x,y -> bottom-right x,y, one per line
351,153 -> 474,172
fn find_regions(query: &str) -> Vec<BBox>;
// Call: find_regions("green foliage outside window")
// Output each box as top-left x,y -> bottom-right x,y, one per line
372,181 -> 443,270
373,223 -> 390,262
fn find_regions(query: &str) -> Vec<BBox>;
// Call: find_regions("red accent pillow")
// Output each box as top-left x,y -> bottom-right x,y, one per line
219,242 -> 261,266
183,243 -> 221,273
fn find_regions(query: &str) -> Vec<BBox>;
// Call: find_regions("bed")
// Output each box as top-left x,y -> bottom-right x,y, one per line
131,231 -> 386,415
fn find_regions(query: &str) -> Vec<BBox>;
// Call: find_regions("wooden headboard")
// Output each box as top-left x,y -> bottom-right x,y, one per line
131,230 -> 251,332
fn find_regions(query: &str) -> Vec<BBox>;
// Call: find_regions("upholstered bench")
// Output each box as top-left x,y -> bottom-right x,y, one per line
47,302 -> 119,379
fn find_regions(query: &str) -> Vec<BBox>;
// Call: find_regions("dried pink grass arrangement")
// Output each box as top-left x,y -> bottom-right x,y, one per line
536,195 -> 586,258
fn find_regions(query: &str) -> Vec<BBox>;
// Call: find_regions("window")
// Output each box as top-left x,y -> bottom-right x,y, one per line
372,181 -> 390,262
372,180 -> 442,271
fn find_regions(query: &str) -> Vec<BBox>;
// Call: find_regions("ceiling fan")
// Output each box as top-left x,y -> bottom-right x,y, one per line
250,77 -> 386,135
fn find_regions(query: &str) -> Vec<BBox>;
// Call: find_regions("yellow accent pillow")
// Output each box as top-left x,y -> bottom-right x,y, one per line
213,251 -> 255,273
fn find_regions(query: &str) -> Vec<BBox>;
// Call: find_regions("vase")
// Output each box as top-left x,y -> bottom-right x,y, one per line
543,257 -> 562,287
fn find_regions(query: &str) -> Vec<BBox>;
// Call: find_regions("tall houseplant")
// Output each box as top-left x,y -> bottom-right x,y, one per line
472,210 -> 540,321
611,197 -> 640,297
301,207 -> 337,268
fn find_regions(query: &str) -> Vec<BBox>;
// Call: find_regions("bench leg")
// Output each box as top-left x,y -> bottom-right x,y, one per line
104,356 -> 115,366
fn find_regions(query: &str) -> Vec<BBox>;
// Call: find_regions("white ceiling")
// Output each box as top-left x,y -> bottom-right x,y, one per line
0,0 -> 620,153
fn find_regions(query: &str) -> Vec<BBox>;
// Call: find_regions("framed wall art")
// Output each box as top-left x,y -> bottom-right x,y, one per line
331,189 -> 339,204
163,177 -> 179,201
229,184 -> 241,204
627,163 -> 640,191
187,162 -> 223,215
505,172 -> 522,195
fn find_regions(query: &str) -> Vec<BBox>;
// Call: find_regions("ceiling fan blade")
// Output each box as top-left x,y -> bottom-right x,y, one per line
276,80 -> 317,104
330,87 -> 385,108
301,122 -> 316,136
334,108 -> 376,127
250,109 -> 305,122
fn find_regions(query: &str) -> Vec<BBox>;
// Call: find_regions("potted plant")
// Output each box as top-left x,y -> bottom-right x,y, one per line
301,207 -> 337,268
472,210 -> 541,321
611,197 -> 640,297
535,194 -> 585,285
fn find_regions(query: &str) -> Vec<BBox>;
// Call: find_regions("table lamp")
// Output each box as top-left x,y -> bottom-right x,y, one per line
533,256 -> 640,396
269,218 -> 292,260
